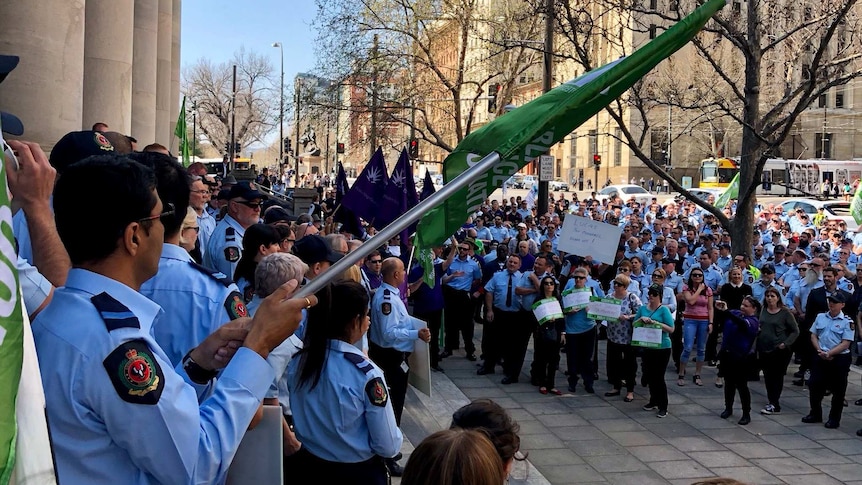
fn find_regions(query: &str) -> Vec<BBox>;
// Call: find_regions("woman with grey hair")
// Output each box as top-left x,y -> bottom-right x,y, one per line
178,206 -> 202,263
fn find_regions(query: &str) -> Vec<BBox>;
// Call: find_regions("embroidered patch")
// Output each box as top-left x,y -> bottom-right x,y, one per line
224,246 -> 240,262
382,302 -> 391,315
225,291 -> 248,319
103,339 -> 164,405
243,285 -> 255,303
94,132 -> 114,152
366,377 -> 388,407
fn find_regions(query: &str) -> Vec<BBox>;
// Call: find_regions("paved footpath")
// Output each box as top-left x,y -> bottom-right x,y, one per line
396,328 -> 862,485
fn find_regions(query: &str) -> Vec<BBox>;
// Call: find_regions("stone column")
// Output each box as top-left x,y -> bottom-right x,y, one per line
169,0 -> 181,144
131,0 -> 158,145
0,1 -> 85,148
83,0 -> 134,134
154,0 -> 172,146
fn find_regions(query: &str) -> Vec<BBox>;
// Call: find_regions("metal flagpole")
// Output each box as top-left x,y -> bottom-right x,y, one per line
295,151 -> 502,299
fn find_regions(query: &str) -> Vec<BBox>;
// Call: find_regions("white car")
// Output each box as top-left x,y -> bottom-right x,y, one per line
549,179 -> 569,191
780,198 -> 858,232
596,184 -> 654,206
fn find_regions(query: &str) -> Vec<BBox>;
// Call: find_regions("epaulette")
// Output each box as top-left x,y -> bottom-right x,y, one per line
188,262 -> 235,287
383,289 -> 391,298
91,292 -> 140,331
225,227 -> 236,241
344,352 -> 374,374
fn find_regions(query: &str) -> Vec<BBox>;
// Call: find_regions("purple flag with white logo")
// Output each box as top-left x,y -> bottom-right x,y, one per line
340,147 -> 388,225
333,162 -> 364,238
420,169 -> 436,201
375,148 -> 418,243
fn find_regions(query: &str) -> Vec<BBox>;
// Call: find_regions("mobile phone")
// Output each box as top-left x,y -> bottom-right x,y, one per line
1,139 -> 18,171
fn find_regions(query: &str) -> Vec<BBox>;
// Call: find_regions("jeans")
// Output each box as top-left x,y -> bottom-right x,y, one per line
681,318 -> 710,364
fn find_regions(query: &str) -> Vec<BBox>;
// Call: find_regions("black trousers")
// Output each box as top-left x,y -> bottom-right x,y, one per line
368,343 -> 409,426
606,340 -> 637,393
566,328 -> 595,389
502,310 -> 536,381
795,326 -> 815,373
480,308 -> 515,374
808,353 -> 852,422
443,287 -> 475,354
671,313 -> 684,367
414,309 -> 442,367
759,347 -> 792,408
531,321 -> 562,388
720,351 -> 751,414
705,321 -> 721,363
290,447 -> 388,485
643,348 -> 671,412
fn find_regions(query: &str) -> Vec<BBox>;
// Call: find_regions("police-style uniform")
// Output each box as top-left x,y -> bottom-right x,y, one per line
32,269 -> 273,485
204,213 -> 245,279
443,254 -> 482,356
140,243 -> 247,366
481,269 -> 523,380
369,282 -> 418,426
287,340 -> 401,485
807,307 -> 854,424
196,209 -> 216,260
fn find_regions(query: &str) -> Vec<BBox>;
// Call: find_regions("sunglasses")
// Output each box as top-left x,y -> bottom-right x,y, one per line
572,276 -> 586,280
613,281 -> 625,287
369,259 -> 382,263
459,247 -> 470,251
138,202 -> 175,223
652,274 -> 663,278
619,268 -> 630,273
235,200 -> 263,209
543,281 -> 556,286
691,273 -> 704,277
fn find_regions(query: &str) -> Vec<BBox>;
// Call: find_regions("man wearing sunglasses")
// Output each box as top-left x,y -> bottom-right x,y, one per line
205,181 -> 265,278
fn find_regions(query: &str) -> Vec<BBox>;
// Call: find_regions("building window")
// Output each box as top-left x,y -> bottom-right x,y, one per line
649,0 -> 657,10
836,89 -> 845,108
589,129 -> 598,157
614,128 -> 622,167
669,0 -> 679,10
815,133 -> 833,159
650,128 -> 668,164
649,24 -> 657,39
732,2 -> 741,14
818,93 -> 827,108
569,134 -> 578,166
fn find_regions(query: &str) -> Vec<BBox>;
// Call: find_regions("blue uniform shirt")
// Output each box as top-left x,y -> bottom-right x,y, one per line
446,256 -> 482,291
32,269 -> 273,485
484,269 -> 522,311
196,209 -> 217,260
203,214 -> 245,279
287,340 -> 402,462
370,283 -> 418,352
750,279 -> 781,304
811,311 -> 854,353
518,270 -> 543,311
140,243 -> 245,366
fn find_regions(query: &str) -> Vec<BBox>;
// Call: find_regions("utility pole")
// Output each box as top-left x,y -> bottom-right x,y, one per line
370,34 -> 379,161
229,64 -> 237,172
294,77 -> 301,187
273,42 -> 284,177
192,99 -> 196,161
538,0 -> 553,217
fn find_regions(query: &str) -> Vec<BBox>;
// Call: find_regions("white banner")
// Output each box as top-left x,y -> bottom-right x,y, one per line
558,215 -> 622,264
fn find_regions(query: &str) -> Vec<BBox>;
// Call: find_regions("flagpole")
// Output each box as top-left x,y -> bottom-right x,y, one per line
295,151 -> 502,299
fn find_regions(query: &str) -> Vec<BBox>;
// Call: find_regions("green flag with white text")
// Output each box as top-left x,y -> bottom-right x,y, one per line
174,96 -> 190,167
851,182 -> 862,225
414,0 -> 726,248
714,172 -> 739,208
0,129 -> 24,485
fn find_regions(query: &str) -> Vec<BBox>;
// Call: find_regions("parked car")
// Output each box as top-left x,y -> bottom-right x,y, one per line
780,198 -> 858,232
687,188 -> 725,202
549,178 -> 569,191
511,174 -> 525,189
522,175 -> 538,188
596,184 -> 653,206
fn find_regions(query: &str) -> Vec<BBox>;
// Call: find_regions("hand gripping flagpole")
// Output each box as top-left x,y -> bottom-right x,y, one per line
294,151 -> 501,299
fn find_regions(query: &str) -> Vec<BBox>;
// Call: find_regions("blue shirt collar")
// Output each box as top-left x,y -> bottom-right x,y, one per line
380,282 -> 401,296
64,268 -> 163,333
160,243 -> 193,262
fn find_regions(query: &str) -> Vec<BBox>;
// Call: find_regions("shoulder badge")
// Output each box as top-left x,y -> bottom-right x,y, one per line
225,227 -> 236,239
344,352 -> 374,374
188,262 -> 234,287
103,339 -> 164,405
383,289 -> 391,297
91,292 -> 140,331
382,302 -> 391,315
366,376 -> 388,407
224,246 -> 240,262
243,284 -> 255,303
224,291 -> 248,319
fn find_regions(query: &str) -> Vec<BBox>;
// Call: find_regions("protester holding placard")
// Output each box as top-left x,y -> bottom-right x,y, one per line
562,267 -> 597,394
605,274 -> 642,403
531,275 -> 565,395
715,297 -> 761,426
634,284 -> 675,418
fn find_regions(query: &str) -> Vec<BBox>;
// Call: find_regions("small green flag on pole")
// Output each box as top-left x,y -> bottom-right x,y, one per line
174,95 -> 190,167
714,172 -> 740,208
851,182 -> 862,225
0,125 -> 25,485
414,0 -> 726,249
415,246 -> 436,288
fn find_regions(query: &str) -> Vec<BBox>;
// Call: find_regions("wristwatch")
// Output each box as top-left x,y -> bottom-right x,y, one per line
182,350 -> 219,384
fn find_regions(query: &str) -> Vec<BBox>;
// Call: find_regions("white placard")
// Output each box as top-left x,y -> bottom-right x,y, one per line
562,287 -> 591,312
226,406 -> 283,485
558,215 -> 623,264
532,298 -> 564,325
539,155 -> 554,182
631,321 -> 663,348
587,296 -> 622,322
407,316 -> 432,397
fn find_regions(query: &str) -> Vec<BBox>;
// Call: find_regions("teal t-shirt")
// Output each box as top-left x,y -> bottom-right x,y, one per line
634,305 -> 674,349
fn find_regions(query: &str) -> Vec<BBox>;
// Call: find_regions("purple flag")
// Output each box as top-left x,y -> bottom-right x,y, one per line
420,170 -> 436,201
333,162 -> 364,238
340,147 -> 388,225
375,148 -> 418,243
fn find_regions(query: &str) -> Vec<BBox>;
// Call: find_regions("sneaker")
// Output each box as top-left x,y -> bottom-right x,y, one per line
760,404 -> 781,415
643,402 -> 657,411
657,409 -> 668,418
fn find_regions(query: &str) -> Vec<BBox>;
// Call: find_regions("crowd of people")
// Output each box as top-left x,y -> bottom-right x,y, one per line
6,119 -> 862,485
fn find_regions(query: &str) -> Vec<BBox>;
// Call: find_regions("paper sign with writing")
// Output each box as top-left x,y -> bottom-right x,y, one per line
631,320 -> 664,348
587,296 -> 622,322
558,215 -> 623,264
532,298 -> 564,325
562,287 -> 591,312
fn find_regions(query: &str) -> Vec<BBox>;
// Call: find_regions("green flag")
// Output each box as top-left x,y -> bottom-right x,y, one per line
415,0 -> 726,248
852,183 -> 862,225
0,130 -> 24,484
416,245 -> 436,288
174,95 -> 190,167
714,172 -> 739,208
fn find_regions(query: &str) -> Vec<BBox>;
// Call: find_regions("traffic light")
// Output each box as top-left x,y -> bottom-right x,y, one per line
336,142 -> 345,154
283,138 -> 291,153
593,154 -> 601,167
408,138 -> 419,158
234,142 -> 241,154
487,83 -> 501,112
224,142 -> 230,153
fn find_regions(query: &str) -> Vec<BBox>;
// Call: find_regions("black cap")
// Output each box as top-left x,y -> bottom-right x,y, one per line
216,188 -> 231,201
263,206 -> 294,225
773,245 -> 786,253
718,243 -> 731,250
651,247 -> 665,255
661,257 -> 677,265
760,263 -> 775,275
827,292 -> 847,304
49,131 -> 115,173
227,181 -> 264,201
293,235 -> 343,265
0,55 -> 23,136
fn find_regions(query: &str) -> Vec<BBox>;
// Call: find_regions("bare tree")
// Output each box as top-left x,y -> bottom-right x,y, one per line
549,0 -> 862,253
182,47 -> 279,156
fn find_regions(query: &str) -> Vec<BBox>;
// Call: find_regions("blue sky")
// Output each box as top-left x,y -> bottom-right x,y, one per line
181,0 -> 317,79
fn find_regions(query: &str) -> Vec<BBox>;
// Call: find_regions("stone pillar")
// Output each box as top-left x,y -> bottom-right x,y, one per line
0,1 -> 85,148
154,0 -> 172,146
83,0 -> 134,134
131,0 -> 158,145
169,0 -> 181,144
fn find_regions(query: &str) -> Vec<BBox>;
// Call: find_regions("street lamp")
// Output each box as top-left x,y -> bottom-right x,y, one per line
272,42 -> 284,178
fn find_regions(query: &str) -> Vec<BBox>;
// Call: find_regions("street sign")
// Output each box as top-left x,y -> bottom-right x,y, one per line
539,155 -> 554,182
